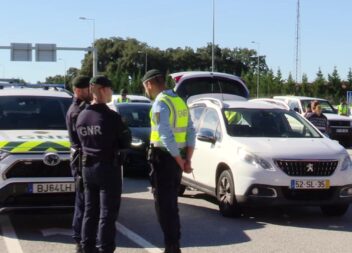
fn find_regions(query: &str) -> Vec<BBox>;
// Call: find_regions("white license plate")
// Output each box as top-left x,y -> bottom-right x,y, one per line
336,129 -> 348,133
29,183 -> 75,193
290,179 -> 330,189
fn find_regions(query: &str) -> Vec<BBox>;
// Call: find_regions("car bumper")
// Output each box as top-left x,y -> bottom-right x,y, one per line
123,149 -> 150,175
236,184 -> 352,206
0,181 -> 75,213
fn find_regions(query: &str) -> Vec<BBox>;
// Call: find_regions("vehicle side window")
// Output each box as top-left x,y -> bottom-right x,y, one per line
284,114 -> 311,137
176,77 -> 220,100
218,77 -> 248,98
189,106 -> 206,130
288,100 -> 300,113
199,109 -> 220,138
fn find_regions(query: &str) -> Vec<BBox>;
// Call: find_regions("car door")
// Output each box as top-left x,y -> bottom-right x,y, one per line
192,108 -> 222,187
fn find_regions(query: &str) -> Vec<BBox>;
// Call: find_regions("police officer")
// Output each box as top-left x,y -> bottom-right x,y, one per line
117,88 -> 130,103
337,98 -> 350,116
66,75 -> 92,253
76,75 -> 131,253
142,69 -> 196,253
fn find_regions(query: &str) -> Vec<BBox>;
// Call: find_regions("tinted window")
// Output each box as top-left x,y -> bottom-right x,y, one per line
176,77 -> 220,100
118,105 -> 151,127
218,77 -> 248,98
0,96 -> 72,130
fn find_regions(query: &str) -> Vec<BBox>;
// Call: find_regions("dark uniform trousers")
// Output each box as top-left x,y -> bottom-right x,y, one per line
81,158 -> 122,253
151,148 -> 182,250
71,164 -> 85,245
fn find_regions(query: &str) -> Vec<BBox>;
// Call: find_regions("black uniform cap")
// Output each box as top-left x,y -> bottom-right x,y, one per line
141,69 -> 163,83
120,88 -> 128,95
90,75 -> 112,87
72,75 -> 90,88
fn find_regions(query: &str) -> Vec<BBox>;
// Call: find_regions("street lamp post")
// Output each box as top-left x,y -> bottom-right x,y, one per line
251,41 -> 260,98
79,17 -> 97,76
138,50 -> 148,73
212,0 -> 215,72
58,58 -> 67,85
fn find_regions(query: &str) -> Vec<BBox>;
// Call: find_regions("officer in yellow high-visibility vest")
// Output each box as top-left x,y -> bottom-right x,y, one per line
142,69 -> 195,253
117,88 -> 131,103
337,98 -> 350,116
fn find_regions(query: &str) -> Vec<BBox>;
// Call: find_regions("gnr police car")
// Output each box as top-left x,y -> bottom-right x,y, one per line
0,82 -> 74,212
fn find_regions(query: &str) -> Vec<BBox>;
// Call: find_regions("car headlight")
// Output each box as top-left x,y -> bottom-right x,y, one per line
237,148 -> 275,171
131,137 -> 144,147
0,149 -> 9,161
341,155 -> 352,171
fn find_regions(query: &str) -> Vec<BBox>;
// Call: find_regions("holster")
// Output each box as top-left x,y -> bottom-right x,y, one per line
70,148 -> 82,176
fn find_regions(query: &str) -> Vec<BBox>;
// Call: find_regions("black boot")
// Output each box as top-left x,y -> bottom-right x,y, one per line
164,243 -> 181,253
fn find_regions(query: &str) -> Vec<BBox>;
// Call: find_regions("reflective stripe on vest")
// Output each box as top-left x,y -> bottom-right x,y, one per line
150,93 -> 189,149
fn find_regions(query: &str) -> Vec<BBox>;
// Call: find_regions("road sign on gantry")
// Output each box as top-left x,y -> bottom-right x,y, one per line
11,43 -> 32,61
35,43 -> 57,62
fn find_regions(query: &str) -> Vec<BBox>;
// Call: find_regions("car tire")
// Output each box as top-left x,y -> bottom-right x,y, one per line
178,184 -> 186,196
320,204 -> 349,217
216,170 -> 241,217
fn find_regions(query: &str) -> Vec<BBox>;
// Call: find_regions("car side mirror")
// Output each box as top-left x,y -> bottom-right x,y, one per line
197,129 -> 216,144
293,107 -> 300,113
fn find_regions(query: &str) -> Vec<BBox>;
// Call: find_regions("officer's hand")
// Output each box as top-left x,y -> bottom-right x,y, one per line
175,156 -> 185,171
183,160 -> 193,174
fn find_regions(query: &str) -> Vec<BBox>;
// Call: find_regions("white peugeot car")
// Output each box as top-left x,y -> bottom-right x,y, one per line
180,97 -> 352,217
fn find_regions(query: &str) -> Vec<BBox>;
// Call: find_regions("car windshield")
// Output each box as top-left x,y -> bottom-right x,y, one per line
0,96 -> 71,130
223,108 -> 322,138
301,99 -> 336,114
118,105 -> 151,128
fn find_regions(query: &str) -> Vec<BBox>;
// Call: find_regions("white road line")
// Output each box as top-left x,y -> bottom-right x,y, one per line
0,215 -> 24,253
116,222 -> 163,253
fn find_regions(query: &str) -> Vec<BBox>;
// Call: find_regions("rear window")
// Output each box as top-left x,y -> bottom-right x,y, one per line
175,76 -> 248,100
0,96 -> 72,130
118,105 -> 151,128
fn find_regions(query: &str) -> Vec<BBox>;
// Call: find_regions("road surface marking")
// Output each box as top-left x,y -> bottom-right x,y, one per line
0,215 -> 24,253
116,222 -> 163,253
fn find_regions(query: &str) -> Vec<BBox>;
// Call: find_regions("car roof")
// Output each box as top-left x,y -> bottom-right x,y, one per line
274,95 -> 328,101
111,94 -> 150,102
170,71 -> 243,83
190,97 -> 284,110
0,87 -> 72,98
115,102 -> 152,108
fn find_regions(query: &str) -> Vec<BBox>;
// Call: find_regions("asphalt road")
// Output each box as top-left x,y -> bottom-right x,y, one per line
1,150 -> 352,253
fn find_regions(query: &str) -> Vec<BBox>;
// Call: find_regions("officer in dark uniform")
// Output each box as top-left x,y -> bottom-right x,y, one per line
76,76 -> 131,253
142,69 -> 196,253
66,75 -> 92,253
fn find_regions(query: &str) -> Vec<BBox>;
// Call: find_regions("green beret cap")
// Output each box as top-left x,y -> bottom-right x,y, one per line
72,75 -> 90,88
90,75 -> 112,87
141,69 -> 163,83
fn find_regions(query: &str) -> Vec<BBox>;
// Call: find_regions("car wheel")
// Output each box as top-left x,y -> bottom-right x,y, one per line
216,170 -> 241,217
320,204 -> 349,216
178,184 -> 187,196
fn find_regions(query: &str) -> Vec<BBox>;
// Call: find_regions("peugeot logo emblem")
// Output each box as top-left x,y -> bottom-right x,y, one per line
306,163 -> 314,173
43,153 -> 60,166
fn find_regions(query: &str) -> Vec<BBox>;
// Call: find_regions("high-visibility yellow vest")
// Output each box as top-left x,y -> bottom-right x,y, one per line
337,104 -> 349,115
224,111 -> 242,124
150,92 -> 189,149
117,97 -> 130,103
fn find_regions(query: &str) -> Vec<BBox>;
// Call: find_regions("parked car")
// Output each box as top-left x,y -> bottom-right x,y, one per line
170,71 -> 250,102
111,94 -> 151,104
180,97 -> 352,217
274,96 -> 352,147
109,102 -> 151,176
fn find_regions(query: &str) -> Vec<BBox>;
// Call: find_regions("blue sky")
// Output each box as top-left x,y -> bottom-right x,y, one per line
1,0 -> 351,83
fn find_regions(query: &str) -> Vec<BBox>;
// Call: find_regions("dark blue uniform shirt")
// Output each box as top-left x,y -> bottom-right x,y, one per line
76,103 -> 131,160
66,97 -> 88,149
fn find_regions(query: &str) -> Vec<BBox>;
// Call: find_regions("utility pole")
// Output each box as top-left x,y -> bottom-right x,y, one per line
295,0 -> 301,85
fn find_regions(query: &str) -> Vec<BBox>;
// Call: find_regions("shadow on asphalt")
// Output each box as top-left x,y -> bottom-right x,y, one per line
181,191 -> 352,234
